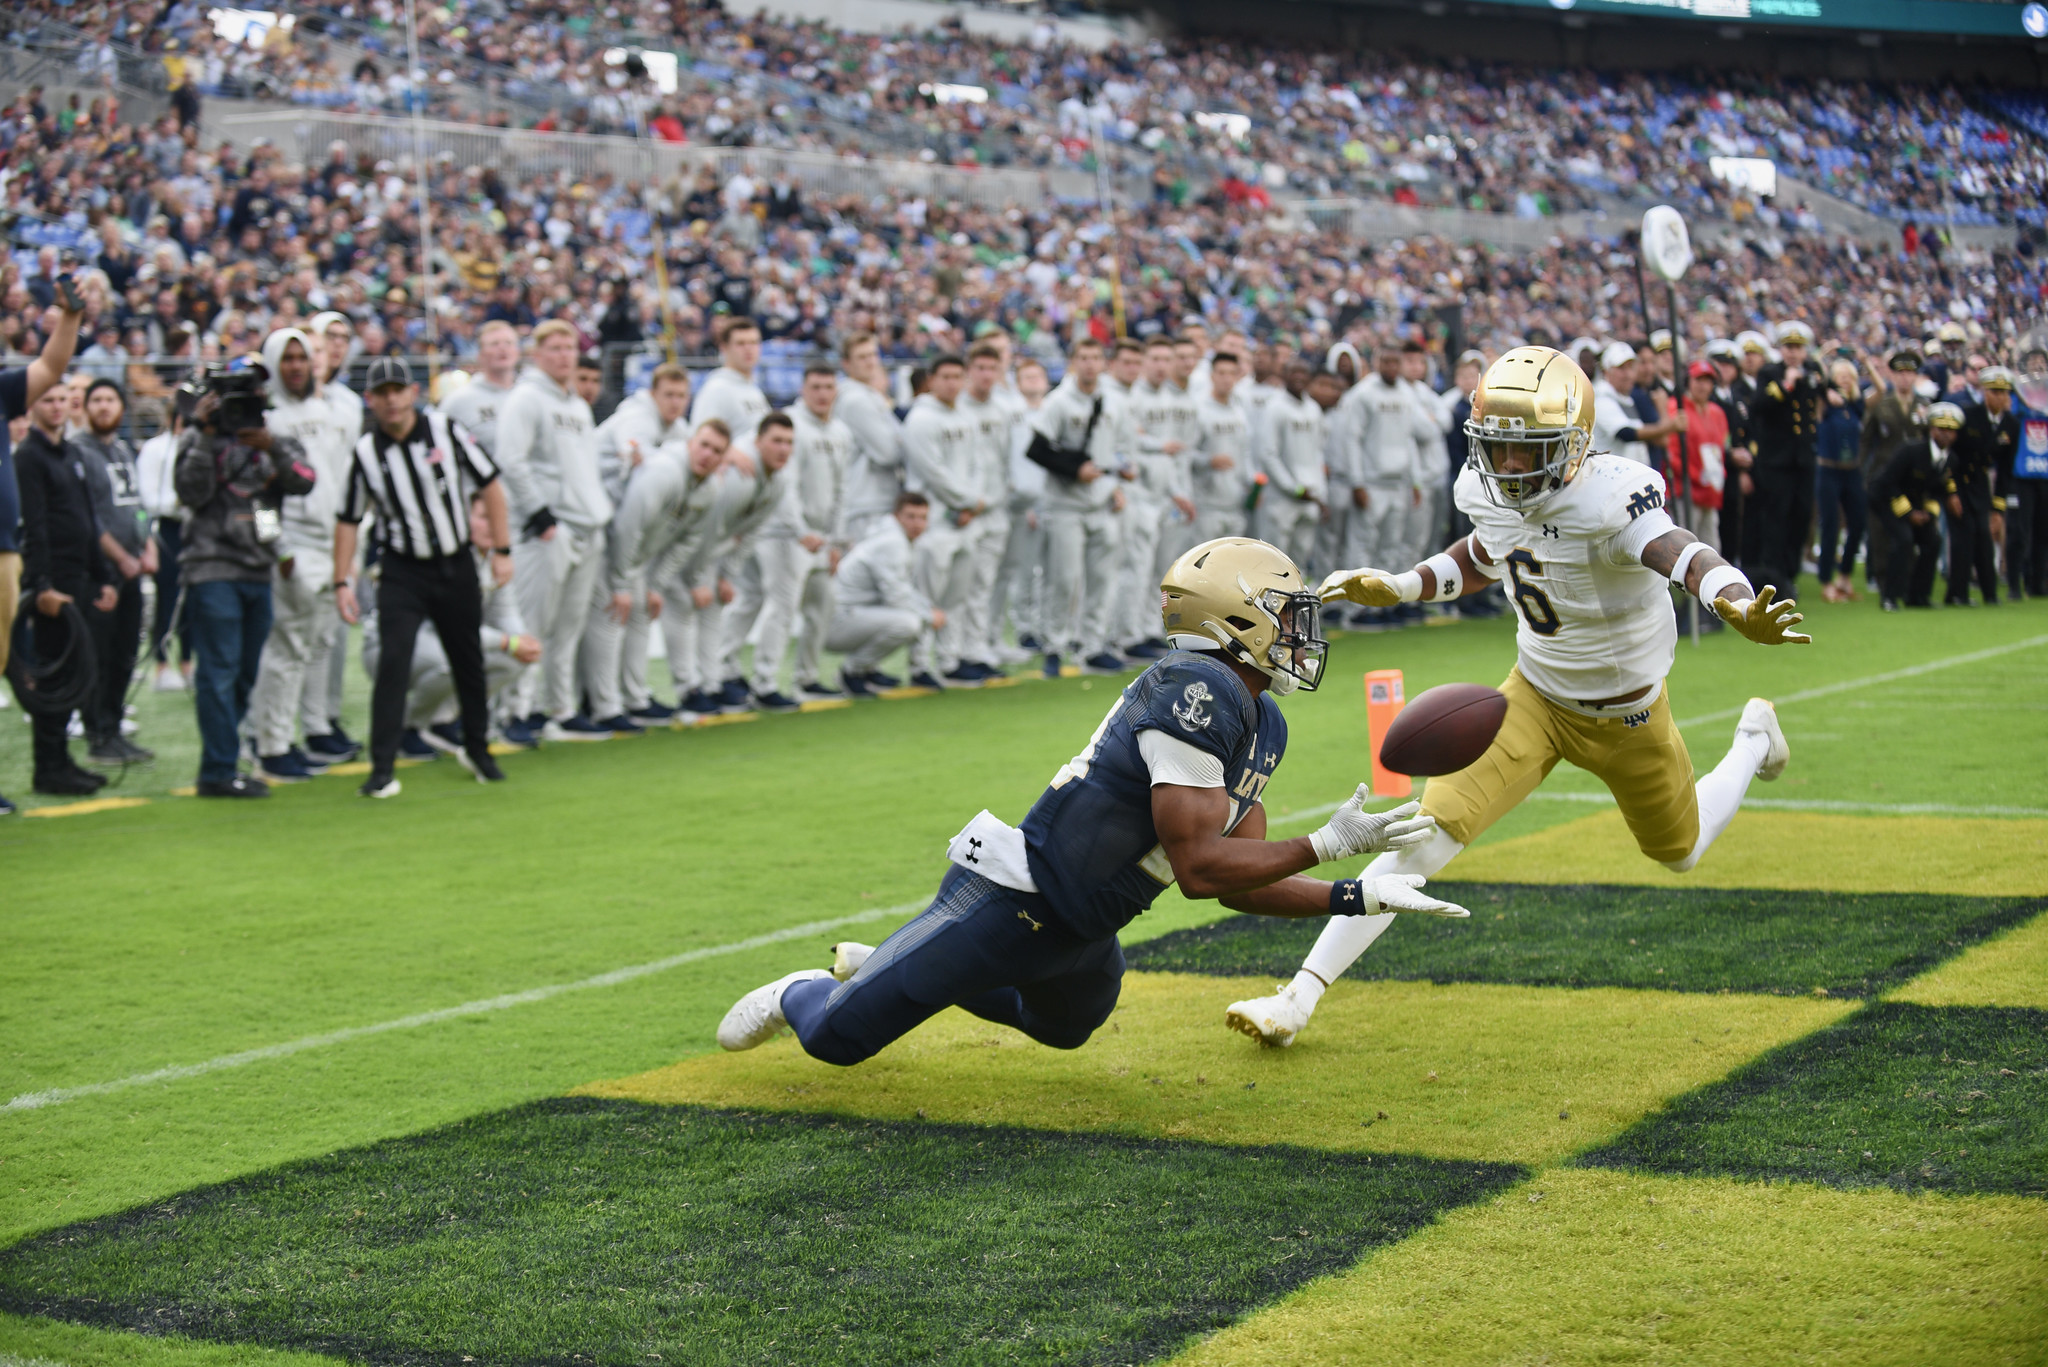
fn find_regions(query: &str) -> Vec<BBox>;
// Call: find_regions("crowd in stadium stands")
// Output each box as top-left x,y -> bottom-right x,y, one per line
8,0 -> 2048,226
2,65 -> 2044,811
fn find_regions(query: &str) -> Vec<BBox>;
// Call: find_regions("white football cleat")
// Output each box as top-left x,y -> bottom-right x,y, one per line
1737,697 -> 1790,782
1225,980 -> 1317,1049
716,969 -> 833,1051
830,941 -> 874,982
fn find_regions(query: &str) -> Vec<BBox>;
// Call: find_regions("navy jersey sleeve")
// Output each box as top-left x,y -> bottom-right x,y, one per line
1127,653 -> 1251,764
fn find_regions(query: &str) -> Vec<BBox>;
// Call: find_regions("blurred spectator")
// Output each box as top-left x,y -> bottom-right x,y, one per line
1814,358 -> 1865,602
1670,360 -> 1730,553
135,397 -> 193,691
1870,401 -> 1961,612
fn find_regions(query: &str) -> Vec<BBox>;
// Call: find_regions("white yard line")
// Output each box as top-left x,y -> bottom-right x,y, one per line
1674,633 -> 2048,729
1,900 -> 925,1116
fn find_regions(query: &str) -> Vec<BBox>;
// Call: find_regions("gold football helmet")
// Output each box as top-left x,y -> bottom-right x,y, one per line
1160,538 -> 1326,694
1463,345 -> 1595,512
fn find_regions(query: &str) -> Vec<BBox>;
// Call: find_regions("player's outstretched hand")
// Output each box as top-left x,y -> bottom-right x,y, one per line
1309,788 -> 1437,862
1318,566 -> 1404,608
1713,585 -> 1811,645
1370,873 -> 1470,918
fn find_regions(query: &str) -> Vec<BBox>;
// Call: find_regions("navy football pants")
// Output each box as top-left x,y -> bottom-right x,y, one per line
782,865 -> 1125,1067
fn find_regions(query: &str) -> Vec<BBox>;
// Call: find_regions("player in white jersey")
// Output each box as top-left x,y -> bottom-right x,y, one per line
1190,350 -> 1253,543
1226,346 -> 1811,1047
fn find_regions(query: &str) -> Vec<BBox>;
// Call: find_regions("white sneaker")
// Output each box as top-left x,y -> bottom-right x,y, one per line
830,941 -> 875,982
716,969 -> 834,1051
1225,980 -> 1317,1048
1737,697 -> 1790,782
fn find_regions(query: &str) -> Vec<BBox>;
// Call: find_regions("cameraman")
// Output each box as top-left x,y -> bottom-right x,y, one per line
174,365 -> 317,798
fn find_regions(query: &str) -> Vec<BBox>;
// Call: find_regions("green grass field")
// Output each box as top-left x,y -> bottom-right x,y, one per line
3,594 -> 2046,1365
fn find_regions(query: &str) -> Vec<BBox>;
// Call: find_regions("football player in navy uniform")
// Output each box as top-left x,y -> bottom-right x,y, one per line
716,537 -> 1471,1064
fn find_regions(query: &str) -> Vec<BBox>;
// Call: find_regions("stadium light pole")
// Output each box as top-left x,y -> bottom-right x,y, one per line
1642,204 -> 1698,645
404,0 -> 441,385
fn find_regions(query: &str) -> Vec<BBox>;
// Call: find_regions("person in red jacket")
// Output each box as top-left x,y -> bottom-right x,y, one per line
1668,360 -> 1731,553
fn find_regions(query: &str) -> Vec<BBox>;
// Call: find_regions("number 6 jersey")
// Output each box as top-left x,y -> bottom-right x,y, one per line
1457,453 -> 1681,703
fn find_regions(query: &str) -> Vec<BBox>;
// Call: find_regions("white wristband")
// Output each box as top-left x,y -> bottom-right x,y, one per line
1387,569 -> 1424,603
1667,540 -> 1710,588
1698,564 -> 1752,605
1421,553 -> 1462,601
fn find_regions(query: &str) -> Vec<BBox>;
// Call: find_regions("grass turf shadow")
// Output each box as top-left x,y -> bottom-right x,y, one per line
0,1096 -> 1525,1367
1577,1002 -> 2048,1196
1126,884 -> 2046,999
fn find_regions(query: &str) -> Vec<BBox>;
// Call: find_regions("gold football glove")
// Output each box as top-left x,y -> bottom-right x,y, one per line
1318,567 -> 1404,608
1712,585 -> 1811,645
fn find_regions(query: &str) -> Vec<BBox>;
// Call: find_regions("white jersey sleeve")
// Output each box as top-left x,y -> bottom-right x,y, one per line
1457,454 -> 1677,702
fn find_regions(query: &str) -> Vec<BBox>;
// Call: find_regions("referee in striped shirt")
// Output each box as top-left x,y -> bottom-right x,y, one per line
333,357 -> 513,797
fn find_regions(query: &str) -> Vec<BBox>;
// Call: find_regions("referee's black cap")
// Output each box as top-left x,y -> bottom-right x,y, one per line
365,356 -> 414,392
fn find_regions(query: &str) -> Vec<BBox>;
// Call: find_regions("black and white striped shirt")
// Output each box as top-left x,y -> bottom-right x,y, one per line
339,408 -> 498,561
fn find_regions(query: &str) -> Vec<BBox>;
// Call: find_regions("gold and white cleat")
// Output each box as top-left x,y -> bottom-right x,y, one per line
1738,697 -> 1790,781
830,941 -> 874,982
1224,981 -> 1316,1048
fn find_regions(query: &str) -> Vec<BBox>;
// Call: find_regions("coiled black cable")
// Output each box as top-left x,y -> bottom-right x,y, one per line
5,591 -> 98,718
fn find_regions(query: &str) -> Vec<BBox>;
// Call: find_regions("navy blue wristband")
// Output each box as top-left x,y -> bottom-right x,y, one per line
1329,879 -> 1370,916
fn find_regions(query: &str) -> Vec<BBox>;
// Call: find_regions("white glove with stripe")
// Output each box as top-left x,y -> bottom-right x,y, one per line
1309,786 -> 1436,862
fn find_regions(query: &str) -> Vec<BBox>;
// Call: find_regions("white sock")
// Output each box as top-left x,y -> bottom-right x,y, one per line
1665,727 -> 1772,873
1299,826 -> 1465,988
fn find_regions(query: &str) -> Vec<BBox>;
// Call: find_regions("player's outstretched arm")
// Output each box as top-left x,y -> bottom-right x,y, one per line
1154,785 -> 1463,917
1318,534 -> 1495,608
1639,529 -> 1811,645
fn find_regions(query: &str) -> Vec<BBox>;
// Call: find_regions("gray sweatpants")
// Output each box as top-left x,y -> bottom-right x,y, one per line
1041,505 -> 1119,659
1258,497 -> 1322,576
579,571 -> 644,722
515,523 -> 608,719
826,604 -> 923,676
1348,483 -> 1412,571
990,501 -> 1046,649
245,562 -> 337,757
748,538 -> 835,693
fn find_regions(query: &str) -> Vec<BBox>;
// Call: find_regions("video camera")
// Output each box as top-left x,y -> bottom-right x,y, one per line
183,360 -> 272,434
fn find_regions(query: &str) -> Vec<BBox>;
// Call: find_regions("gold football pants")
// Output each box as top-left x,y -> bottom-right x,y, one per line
1420,667 -> 1700,864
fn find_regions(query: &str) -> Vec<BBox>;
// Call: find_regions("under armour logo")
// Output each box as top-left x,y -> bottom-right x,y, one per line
1542,523 -> 1560,539
1017,909 -> 1043,932
1264,752 -> 1277,767
965,837 -> 983,864
1339,883 -> 1359,903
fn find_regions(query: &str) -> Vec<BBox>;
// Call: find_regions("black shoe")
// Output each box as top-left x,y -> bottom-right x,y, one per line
287,743 -> 331,771
959,660 -> 1001,680
399,728 -> 439,759
596,713 -> 647,734
752,691 -> 802,712
328,721 -> 358,748
458,748 -> 507,783
839,668 -> 877,699
1083,651 -> 1127,674
1042,652 -> 1063,679
680,689 -> 720,718
717,677 -> 753,712
35,768 -> 106,797
89,735 -> 155,765
943,664 -> 987,688
359,772 -> 401,799
0,791 -> 15,816
500,717 -> 544,749
257,751 -> 319,784
799,681 -> 844,701
1017,633 -> 1044,652
628,701 -> 677,723
305,731 -> 362,762
196,774 -> 270,798
909,671 -> 946,691
866,668 -> 902,689
1124,638 -> 1170,659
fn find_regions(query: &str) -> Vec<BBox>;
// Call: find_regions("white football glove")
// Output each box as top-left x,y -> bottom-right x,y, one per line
1366,873 -> 1470,919
1308,785 -> 1436,863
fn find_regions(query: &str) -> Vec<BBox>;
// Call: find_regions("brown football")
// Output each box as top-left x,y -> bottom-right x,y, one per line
1379,683 -> 1508,777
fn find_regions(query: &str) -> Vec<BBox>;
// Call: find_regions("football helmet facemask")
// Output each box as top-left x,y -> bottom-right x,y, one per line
1160,538 -> 1327,694
1463,345 -> 1596,514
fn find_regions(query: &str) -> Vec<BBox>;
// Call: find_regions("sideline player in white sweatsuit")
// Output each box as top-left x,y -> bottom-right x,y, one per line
1191,350 -> 1253,544
438,320 -> 522,460
704,413 -> 798,710
605,418 -> 730,715
950,343 -> 1017,680
245,327 -> 356,780
1256,357 -> 1327,572
1120,338 -> 1200,653
748,366 -> 853,703
297,311 -> 366,758
1030,338 -> 1124,674
1340,348 -> 1436,588
494,319 -> 611,738
580,364 -> 693,726
902,355 -> 984,687
834,332 -> 905,547
988,358 -> 1051,657
827,492 -> 944,694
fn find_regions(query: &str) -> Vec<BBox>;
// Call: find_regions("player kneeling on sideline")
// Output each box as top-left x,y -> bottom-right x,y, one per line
1227,346 -> 1810,1048
717,537 -> 1470,1063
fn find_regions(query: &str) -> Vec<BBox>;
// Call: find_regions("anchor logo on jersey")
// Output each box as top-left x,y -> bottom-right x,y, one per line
1172,681 -> 1214,731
